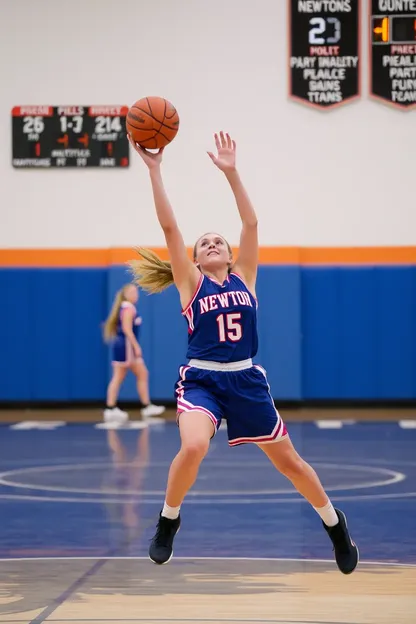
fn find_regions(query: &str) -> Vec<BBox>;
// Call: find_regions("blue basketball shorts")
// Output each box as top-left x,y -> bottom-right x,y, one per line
111,336 -> 140,367
175,359 -> 288,447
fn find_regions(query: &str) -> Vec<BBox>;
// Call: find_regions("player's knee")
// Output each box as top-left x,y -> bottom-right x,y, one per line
133,363 -> 147,379
279,454 -> 305,479
181,437 -> 209,462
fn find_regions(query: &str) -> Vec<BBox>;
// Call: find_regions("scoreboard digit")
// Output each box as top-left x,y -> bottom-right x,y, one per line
370,1 -> 416,108
12,106 -> 130,168
288,0 -> 361,109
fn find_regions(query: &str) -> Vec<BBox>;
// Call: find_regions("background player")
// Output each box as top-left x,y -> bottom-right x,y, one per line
103,283 -> 165,422
127,132 -> 358,575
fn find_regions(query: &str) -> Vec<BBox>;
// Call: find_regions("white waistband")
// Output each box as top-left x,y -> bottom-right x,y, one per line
188,358 -> 253,372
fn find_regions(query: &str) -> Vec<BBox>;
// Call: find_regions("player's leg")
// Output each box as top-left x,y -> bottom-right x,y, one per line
227,365 -> 358,575
259,437 -> 358,574
130,359 -> 165,419
259,436 -> 328,507
149,410 -> 215,565
149,367 -> 222,565
167,409 -> 214,505
104,365 -> 129,423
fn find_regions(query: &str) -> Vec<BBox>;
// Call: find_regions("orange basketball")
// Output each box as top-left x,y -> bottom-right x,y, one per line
126,96 -> 180,149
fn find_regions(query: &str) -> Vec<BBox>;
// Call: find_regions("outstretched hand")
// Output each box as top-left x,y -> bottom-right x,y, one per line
127,134 -> 164,170
207,131 -> 236,173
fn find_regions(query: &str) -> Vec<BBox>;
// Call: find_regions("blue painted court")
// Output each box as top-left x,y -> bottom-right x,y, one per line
0,421 -> 415,562
0,419 -> 415,624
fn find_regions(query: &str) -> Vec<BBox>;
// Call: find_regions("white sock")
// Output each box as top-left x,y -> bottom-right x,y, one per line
314,500 -> 339,527
162,502 -> 180,520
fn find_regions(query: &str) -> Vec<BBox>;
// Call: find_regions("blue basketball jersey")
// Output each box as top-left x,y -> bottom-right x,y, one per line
116,302 -> 141,340
183,272 -> 258,363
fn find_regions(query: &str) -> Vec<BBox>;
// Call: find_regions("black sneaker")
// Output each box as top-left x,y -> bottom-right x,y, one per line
149,513 -> 181,565
323,508 -> 359,574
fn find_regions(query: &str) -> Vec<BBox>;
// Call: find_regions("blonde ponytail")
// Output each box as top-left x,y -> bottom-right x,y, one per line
129,247 -> 175,294
103,289 -> 125,342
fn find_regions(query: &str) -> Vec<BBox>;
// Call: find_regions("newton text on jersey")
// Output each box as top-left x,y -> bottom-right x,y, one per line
199,290 -> 253,314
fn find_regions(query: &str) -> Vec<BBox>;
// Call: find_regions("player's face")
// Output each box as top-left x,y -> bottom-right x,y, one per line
124,284 -> 138,303
195,233 -> 231,271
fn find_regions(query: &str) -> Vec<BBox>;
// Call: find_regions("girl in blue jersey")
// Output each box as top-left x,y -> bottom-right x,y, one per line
128,132 -> 358,574
103,283 -> 165,422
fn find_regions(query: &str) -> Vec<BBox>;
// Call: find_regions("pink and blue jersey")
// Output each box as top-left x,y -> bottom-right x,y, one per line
112,301 -> 141,366
176,271 -> 288,447
183,272 -> 258,362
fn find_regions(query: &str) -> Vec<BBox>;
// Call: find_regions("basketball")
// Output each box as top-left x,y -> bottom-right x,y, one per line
126,96 -> 180,149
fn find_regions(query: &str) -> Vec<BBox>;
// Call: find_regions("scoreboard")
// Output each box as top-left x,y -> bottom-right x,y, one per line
288,0 -> 360,109
12,106 -> 130,168
370,1 -> 416,108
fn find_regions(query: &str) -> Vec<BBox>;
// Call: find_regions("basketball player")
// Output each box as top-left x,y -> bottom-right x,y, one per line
103,283 -> 165,422
127,132 -> 358,574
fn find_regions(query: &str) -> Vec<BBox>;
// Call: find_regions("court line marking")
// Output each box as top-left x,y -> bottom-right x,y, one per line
0,455 -> 415,467
13,552 -> 411,623
1,490 -> 415,504
1,456 -> 415,469
399,420 -> 416,429
2,617 -> 359,624
28,558 -> 107,624
24,520 -> 156,624
10,421 -> 67,430
7,420 -> 165,431
3,620 -> 366,624
0,555 -> 415,567
0,462 -> 405,497
315,420 -> 343,429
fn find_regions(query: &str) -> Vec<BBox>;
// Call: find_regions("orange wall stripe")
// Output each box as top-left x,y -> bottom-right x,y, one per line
0,249 -> 109,267
300,247 -> 416,265
0,247 -> 415,267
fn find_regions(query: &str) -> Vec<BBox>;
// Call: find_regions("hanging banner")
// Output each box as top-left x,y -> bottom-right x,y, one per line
288,0 -> 361,109
370,0 -> 416,109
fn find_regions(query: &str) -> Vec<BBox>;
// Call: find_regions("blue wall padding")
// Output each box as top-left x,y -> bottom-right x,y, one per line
373,267 -> 415,399
338,268 -> 378,399
31,269 -> 72,400
68,269 -> 108,400
0,268 -> 108,401
255,266 -> 301,400
148,286 -> 188,400
302,267 -> 416,400
1,265 -> 415,401
0,269 -> 34,400
301,268 -> 340,399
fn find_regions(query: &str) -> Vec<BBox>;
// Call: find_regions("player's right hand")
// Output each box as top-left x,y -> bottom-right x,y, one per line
127,134 -> 164,169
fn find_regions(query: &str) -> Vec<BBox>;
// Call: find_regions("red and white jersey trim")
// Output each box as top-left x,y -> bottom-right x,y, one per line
182,274 -> 204,333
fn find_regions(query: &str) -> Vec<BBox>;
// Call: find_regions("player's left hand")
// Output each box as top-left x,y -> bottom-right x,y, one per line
207,132 -> 236,173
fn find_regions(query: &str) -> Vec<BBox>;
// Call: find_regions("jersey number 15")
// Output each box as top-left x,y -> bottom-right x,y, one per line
216,313 -> 242,342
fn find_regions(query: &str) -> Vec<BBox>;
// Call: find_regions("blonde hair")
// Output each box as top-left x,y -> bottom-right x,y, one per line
129,247 -> 174,295
103,285 -> 132,341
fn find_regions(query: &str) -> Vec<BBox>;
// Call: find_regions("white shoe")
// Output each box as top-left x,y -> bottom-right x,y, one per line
104,407 -> 129,424
141,404 -> 166,420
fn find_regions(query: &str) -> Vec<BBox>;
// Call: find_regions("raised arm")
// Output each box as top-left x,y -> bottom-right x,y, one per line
128,136 -> 200,306
207,133 -> 258,293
